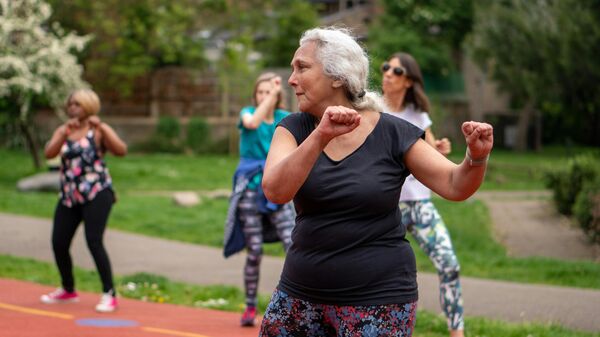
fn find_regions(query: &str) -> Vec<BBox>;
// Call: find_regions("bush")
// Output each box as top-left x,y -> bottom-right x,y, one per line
186,117 -> 210,153
135,116 -> 183,153
156,116 -> 181,140
545,155 -> 600,215
573,179 -> 600,244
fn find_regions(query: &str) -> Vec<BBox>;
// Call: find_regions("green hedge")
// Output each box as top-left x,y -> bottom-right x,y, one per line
545,155 -> 600,242
186,117 -> 210,154
573,179 -> 600,244
133,116 -> 228,154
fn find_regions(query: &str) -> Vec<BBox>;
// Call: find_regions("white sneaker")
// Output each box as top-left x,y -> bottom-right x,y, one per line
95,293 -> 118,313
40,288 -> 79,304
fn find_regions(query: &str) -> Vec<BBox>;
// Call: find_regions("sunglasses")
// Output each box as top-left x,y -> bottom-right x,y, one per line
381,62 -> 406,76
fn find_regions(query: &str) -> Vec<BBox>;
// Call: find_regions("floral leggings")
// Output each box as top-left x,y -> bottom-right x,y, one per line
399,200 -> 464,331
238,189 -> 294,308
260,289 -> 417,337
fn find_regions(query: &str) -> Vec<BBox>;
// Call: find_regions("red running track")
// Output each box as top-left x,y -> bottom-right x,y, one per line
0,278 -> 260,337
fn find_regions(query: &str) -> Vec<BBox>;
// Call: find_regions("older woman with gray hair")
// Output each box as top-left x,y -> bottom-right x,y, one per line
260,27 -> 493,336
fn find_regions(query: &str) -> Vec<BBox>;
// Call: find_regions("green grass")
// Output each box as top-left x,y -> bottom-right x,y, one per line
108,153 -> 238,191
448,146 -> 600,190
1,148 -> 599,289
1,254 -> 597,337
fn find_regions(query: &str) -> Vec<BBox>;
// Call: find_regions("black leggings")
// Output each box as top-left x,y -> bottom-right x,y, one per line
52,188 -> 115,293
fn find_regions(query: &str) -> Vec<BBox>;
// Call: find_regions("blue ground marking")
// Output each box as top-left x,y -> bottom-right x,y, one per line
75,318 -> 139,327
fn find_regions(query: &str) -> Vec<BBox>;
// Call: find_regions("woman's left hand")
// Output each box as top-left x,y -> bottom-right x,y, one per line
88,116 -> 102,129
435,137 -> 451,156
461,121 -> 493,159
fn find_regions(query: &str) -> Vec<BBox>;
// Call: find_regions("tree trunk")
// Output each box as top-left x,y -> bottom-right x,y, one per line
515,101 -> 534,151
20,121 -> 41,169
18,95 -> 41,169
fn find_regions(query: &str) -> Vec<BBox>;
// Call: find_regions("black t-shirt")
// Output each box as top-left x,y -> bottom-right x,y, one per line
277,112 -> 425,305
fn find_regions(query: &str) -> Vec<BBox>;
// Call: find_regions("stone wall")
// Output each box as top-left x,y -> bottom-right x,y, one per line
34,67 -> 297,153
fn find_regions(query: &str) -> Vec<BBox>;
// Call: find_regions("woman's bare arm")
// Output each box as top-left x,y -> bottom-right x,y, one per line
406,122 -> 493,201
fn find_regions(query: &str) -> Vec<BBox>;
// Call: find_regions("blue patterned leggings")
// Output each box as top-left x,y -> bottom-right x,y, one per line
399,200 -> 464,331
260,289 -> 417,337
238,189 -> 294,307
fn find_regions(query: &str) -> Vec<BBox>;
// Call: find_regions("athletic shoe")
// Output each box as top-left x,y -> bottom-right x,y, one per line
95,293 -> 118,313
40,288 -> 79,304
240,306 -> 256,327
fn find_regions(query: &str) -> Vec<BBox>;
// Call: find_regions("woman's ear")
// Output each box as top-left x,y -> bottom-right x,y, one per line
405,78 -> 414,89
332,80 -> 343,88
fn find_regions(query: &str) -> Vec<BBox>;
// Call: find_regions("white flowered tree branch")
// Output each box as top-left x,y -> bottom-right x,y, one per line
0,0 -> 91,167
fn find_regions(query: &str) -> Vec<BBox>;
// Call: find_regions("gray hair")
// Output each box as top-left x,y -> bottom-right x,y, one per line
300,27 -> 383,112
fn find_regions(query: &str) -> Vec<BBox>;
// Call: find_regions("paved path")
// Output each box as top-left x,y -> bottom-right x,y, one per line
475,191 -> 600,261
1,212 -> 599,332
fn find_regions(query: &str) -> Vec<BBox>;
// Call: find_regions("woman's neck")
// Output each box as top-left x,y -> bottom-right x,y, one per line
384,91 -> 406,112
75,117 -> 90,130
312,94 -> 353,120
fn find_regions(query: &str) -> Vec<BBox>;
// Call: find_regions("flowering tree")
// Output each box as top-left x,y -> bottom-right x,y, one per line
0,0 -> 90,168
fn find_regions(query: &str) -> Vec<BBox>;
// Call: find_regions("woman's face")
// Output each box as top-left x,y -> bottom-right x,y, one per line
66,97 -> 85,119
288,41 -> 335,115
255,81 -> 272,106
381,57 -> 411,97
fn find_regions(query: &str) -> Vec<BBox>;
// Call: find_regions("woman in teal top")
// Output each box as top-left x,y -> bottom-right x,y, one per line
224,72 -> 295,327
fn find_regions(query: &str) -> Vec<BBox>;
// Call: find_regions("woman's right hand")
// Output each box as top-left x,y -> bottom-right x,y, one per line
315,106 -> 361,141
64,118 -> 80,136
270,76 -> 282,94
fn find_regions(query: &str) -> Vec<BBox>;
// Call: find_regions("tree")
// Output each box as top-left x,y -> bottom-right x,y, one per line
468,0 -> 600,148
258,0 -> 319,67
47,0 -> 208,96
367,0 -> 474,87
0,0 -> 90,168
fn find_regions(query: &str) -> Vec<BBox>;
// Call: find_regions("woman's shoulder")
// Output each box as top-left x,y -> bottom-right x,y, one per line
278,112 -> 315,144
280,111 -> 313,124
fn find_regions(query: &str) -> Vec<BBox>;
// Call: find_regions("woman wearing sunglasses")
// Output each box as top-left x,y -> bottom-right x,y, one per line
382,52 -> 465,337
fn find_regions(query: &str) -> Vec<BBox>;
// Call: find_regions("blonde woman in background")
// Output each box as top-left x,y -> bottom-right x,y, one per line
41,89 -> 126,313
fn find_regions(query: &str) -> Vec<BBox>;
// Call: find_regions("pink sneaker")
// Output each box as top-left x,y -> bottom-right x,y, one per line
240,306 -> 256,327
95,293 -> 118,313
40,288 -> 79,304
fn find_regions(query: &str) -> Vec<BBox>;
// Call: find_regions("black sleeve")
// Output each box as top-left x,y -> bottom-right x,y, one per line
381,113 -> 425,176
398,119 -> 425,154
277,112 -> 316,145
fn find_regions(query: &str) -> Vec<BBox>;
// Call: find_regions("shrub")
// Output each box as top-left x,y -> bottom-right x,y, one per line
156,116 -> 181,140
136,116 -> 183,153
544,155 -> 600,215
573,179 -> 600,244
186,117 -> 210,153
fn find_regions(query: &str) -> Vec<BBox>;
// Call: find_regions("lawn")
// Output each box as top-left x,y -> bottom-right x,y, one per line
1,254 -> 596,337
1,147 -> 599,288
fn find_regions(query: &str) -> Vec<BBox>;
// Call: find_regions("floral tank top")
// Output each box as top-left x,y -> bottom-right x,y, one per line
59,129 -> 112,207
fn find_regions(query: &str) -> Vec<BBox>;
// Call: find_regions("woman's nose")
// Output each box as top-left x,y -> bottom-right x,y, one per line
288,72 -> 297,86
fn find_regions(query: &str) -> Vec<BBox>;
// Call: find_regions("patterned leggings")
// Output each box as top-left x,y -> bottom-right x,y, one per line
238,189 -> 294,307
399,200 -> 464,331
260,289 -> 417,337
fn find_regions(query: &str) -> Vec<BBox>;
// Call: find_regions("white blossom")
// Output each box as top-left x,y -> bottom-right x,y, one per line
0,0 -> 91,117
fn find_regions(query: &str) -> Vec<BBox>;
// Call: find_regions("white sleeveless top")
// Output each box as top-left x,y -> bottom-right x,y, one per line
385,105 -> 432,201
